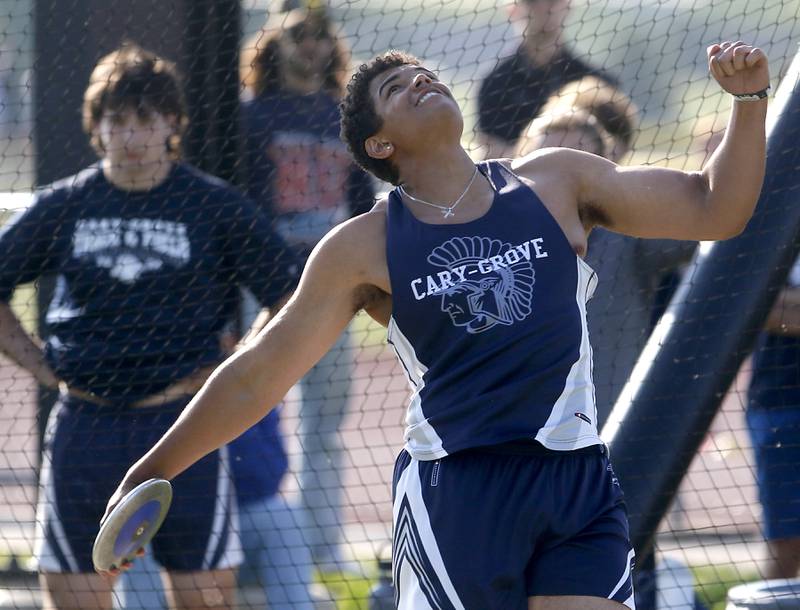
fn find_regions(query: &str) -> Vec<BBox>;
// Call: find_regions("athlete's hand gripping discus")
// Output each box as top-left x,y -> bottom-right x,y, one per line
92,478 -> 172,572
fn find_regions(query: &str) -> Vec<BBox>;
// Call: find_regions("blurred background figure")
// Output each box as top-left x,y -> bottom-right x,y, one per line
747,254 -> 800,580
0,43 -> 300,610
239,0 -> 376,579
519,75 -> 638,162
229,409 -> 321,610
517,76 -> 696,428
477,0 -> 616,159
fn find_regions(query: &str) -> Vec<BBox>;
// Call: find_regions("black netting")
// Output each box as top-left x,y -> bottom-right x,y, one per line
0,2 -> 798,609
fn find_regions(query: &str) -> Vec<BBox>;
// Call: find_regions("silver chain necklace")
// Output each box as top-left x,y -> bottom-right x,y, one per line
398,167 -> 479,218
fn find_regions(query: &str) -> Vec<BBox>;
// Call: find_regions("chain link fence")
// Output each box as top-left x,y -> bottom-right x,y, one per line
0,1 -> 799,609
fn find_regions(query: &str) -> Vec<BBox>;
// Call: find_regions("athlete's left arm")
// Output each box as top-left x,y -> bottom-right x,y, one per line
518,42 -> 770,241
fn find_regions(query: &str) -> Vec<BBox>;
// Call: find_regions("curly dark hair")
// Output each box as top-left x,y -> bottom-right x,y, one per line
339,51 -> 419,185
83,43 -> 188,158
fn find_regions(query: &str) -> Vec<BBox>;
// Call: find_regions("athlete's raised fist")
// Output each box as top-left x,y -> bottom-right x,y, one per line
707,41 -> 770,97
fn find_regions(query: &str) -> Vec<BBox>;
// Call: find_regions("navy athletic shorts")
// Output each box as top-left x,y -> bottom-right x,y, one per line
34,394 -> 242,573
747,406 -> 800,541
392,442 -> 635,610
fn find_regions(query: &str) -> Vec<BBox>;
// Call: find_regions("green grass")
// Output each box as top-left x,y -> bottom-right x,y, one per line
317,564 -> 766,610
693,565 -> 762,610
316,570 -> 374,610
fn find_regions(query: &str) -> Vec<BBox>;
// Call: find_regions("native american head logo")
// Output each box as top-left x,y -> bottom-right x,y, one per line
427,236 -> 535,334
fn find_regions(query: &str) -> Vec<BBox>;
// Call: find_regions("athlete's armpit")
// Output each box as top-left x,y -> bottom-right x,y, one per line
358,283 -> 392,326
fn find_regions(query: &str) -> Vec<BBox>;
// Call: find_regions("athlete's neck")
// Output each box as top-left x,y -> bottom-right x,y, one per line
102,158 -> 174,192
396,147 -> 483,209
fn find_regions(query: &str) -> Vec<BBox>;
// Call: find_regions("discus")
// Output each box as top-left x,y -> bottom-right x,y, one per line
92,478 -> 172,572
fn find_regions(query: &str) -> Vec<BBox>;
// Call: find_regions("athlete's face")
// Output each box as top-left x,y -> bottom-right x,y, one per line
366,64 -> 462,157
97,107 -> 175,172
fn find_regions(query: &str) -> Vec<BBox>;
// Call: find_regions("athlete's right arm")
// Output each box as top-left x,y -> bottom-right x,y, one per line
104,210 -> 389,519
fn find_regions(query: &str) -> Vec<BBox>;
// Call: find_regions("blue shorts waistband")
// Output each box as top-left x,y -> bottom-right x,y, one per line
457,439 -> 606,457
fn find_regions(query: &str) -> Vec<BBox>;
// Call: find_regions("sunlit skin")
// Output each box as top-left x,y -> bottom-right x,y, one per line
99,41 -> 769,610
370,66 -> 464,153
525,126 -> 606,157
96,108 -> 176,191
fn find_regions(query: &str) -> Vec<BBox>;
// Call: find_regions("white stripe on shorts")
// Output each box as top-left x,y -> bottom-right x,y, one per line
608,548 -> 636,610
202,444 -> 243,569
34,405 -> 79,573
393,457 -> 465,610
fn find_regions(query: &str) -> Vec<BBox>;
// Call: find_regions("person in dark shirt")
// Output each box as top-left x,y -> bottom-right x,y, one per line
239,0 -> 376,577
240,0 -> 375,246
477,0 -> 616,158
0,44 -> 300,610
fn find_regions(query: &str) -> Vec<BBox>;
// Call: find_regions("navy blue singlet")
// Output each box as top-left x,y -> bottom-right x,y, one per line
386,160 -> 601,460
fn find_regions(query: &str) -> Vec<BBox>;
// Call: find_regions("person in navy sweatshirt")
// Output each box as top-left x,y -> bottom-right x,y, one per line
0,43 -> 300,610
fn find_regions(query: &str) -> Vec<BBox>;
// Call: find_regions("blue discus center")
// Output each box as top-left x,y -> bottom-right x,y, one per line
113,499 -> 161,558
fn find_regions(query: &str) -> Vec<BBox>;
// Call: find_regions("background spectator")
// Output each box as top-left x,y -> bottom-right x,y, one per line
747,254 -> 800,579
477,0 -> 616,158
239,0 -> 376,577
0,43 -> 299,610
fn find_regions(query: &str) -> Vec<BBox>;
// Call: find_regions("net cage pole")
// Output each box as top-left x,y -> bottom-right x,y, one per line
601,46 -> 800,561
183,0 -> 242,184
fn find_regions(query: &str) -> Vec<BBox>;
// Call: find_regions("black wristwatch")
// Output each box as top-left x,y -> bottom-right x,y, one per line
732,86 -> 771,102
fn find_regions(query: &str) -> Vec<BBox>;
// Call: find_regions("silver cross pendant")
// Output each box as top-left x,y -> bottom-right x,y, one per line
442,208 -> 454,218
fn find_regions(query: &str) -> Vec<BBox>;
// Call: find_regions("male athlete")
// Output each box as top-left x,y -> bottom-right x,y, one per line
102,41 -> 769,610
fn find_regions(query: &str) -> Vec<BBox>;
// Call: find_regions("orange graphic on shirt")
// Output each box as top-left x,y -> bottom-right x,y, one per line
268,132 -> 352,214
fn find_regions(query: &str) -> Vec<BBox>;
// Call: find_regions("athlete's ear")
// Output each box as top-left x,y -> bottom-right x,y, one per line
365,137 -> 394,160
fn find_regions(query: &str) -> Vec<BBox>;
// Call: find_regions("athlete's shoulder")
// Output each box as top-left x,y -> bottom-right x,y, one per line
513,147 -> 617,186
29,164 -> 104,212
325,200 -> 386,255
320,197 -> 386,266
311,199 -> 388,283
509,147 -> 584,175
